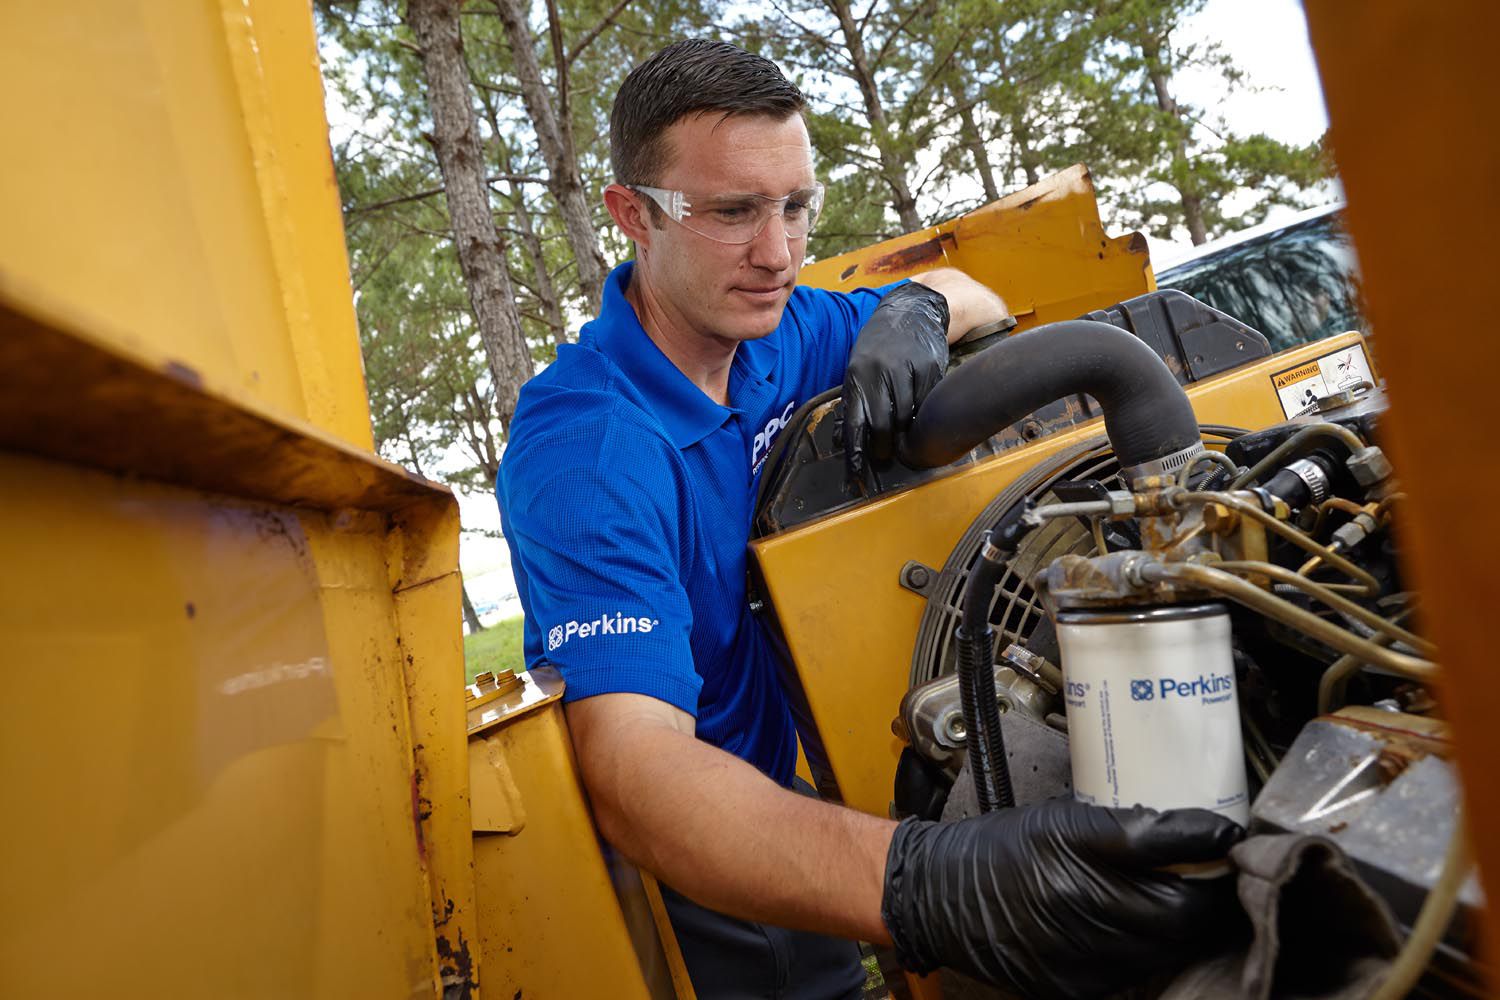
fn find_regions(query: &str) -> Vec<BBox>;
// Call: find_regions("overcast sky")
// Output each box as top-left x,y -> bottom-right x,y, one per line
390,0 -> 1337,618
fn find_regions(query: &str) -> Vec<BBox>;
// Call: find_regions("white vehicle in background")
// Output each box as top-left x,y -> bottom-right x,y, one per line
1154,203 -> 1365,351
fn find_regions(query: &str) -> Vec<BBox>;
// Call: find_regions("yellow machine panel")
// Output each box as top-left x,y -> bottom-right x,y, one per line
0,0 -> 372,449
0,3 -> 480,994
801,164 -> 1154,329
0,458 -> 439,996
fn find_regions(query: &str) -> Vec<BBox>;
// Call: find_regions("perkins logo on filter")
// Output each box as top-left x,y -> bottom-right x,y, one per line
1131,672 -> 1234,702
548,612 -> 659,651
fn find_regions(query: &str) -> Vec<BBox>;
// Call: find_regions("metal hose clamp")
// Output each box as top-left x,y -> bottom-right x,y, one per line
1120,442 -> 1205,485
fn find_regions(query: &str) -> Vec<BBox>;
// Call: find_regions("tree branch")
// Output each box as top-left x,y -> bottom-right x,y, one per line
543,0 -> 571,126
346,172 -> 548,217
567,0 -> 634,67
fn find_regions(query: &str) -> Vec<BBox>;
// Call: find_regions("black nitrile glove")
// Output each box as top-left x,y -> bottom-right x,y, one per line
881,798 -> 1245,1000
843,281 -> 950,484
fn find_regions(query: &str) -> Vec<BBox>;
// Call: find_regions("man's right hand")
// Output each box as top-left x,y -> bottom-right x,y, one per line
881,798 -> 1244,999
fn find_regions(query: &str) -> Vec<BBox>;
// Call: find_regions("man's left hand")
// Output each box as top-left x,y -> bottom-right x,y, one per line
843,281 -> 951,484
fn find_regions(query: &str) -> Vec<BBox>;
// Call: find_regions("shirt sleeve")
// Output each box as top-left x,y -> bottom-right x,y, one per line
499,410 -> 702,715
786,279 -> 909,396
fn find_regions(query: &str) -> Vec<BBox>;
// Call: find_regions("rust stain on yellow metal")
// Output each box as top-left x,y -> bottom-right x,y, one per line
801,165 -> 1154,329
394,525 -> 483,996
755,333 -> 1370,818
1305,0 -> 1500,963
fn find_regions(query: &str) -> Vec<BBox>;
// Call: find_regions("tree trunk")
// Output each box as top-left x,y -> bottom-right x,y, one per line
1142,36 -> 1208,245
406,0 -> 533,433
511,181 -> 569,350
953,86 -> 1000,202
825,0 -> 923,232
502,161 -> 568,348
1012,112 -> 1041,188
477,98 -> 568,349
491,0 -> 607,313
462,580 -> 486,634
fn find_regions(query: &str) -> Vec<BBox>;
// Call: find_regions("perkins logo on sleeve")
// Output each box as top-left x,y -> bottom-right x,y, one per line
548,612 -> 660,651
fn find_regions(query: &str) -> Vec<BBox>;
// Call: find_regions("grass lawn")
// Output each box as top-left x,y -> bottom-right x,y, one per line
463,615 -> 525,682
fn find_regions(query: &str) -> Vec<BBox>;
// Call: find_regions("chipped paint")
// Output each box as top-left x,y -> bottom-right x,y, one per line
865,231 -> 956,274
435,928 -> 476,1000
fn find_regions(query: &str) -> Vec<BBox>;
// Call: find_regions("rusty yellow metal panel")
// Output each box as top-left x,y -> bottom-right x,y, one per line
0,456 -> 440,996
0,270 -> 482,994
754,333 -> 1371,818
800,165 -> 1154,329
0,0 -> 480,989
1305,0 -> 1500,964
466,670 -> 670,1000
0,0 -> 372,449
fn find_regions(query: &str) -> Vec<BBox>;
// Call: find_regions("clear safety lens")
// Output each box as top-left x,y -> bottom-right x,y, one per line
632,183 -> 825,244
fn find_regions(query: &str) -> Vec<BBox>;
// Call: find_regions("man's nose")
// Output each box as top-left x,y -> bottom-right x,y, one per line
747,209 -> 793,271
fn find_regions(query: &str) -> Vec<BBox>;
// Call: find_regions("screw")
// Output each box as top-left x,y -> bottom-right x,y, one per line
905,565 -> 931,589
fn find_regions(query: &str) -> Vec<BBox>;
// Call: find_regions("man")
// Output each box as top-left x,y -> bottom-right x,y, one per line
498,39 -> 1240,999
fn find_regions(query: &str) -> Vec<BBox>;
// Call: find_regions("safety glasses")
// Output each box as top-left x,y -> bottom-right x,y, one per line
630,182 -> 825,245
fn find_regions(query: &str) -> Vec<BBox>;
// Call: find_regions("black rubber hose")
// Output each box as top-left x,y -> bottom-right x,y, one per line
899,320 -> 1200,471
956,515 -> 1029,813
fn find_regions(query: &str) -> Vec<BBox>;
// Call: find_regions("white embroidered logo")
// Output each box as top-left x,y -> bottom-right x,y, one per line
548,612 -> 660,651
752,399 -> 798,473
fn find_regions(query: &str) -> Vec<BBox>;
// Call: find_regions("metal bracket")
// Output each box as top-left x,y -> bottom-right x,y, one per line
899,560 -> 938,597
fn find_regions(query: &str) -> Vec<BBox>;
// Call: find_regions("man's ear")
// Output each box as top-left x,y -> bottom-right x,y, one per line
604,184 -> 654,248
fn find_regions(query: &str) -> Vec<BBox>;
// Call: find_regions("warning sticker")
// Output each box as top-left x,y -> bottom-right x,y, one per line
1270,344 -> 1375,418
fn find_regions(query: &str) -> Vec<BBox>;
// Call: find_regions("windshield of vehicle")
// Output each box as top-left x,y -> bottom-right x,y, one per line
1156,213 -> 1365,352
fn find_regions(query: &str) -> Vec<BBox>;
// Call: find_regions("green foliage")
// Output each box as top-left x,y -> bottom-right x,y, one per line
464,615 -> 526,681
1064,0 -> 1332,244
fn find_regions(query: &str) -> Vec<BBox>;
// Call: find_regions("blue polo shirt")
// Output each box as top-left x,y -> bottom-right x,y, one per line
498,262 -> 896,786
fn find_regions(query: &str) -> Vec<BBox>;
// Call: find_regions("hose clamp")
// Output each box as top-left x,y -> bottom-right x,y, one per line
1121,442 -> 1205,485
1285,457 -> 1331,505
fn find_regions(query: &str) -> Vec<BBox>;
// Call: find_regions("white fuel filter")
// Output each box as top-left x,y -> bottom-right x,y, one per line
1056,603 -> 1249,825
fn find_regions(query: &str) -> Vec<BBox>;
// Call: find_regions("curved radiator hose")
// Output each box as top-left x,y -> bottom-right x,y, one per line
899,320 -> 1201,473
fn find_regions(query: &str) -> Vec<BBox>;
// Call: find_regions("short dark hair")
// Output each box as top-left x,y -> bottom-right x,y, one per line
610,39 -> 806,187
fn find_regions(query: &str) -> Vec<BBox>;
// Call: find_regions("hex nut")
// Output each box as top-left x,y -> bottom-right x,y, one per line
1331,521 -> 1367,550
1347,447 -> 1393,486
1202,503 -> 1238,534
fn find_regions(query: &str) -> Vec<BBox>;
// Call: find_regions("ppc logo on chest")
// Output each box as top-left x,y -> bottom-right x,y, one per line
751,399 -> 797,474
